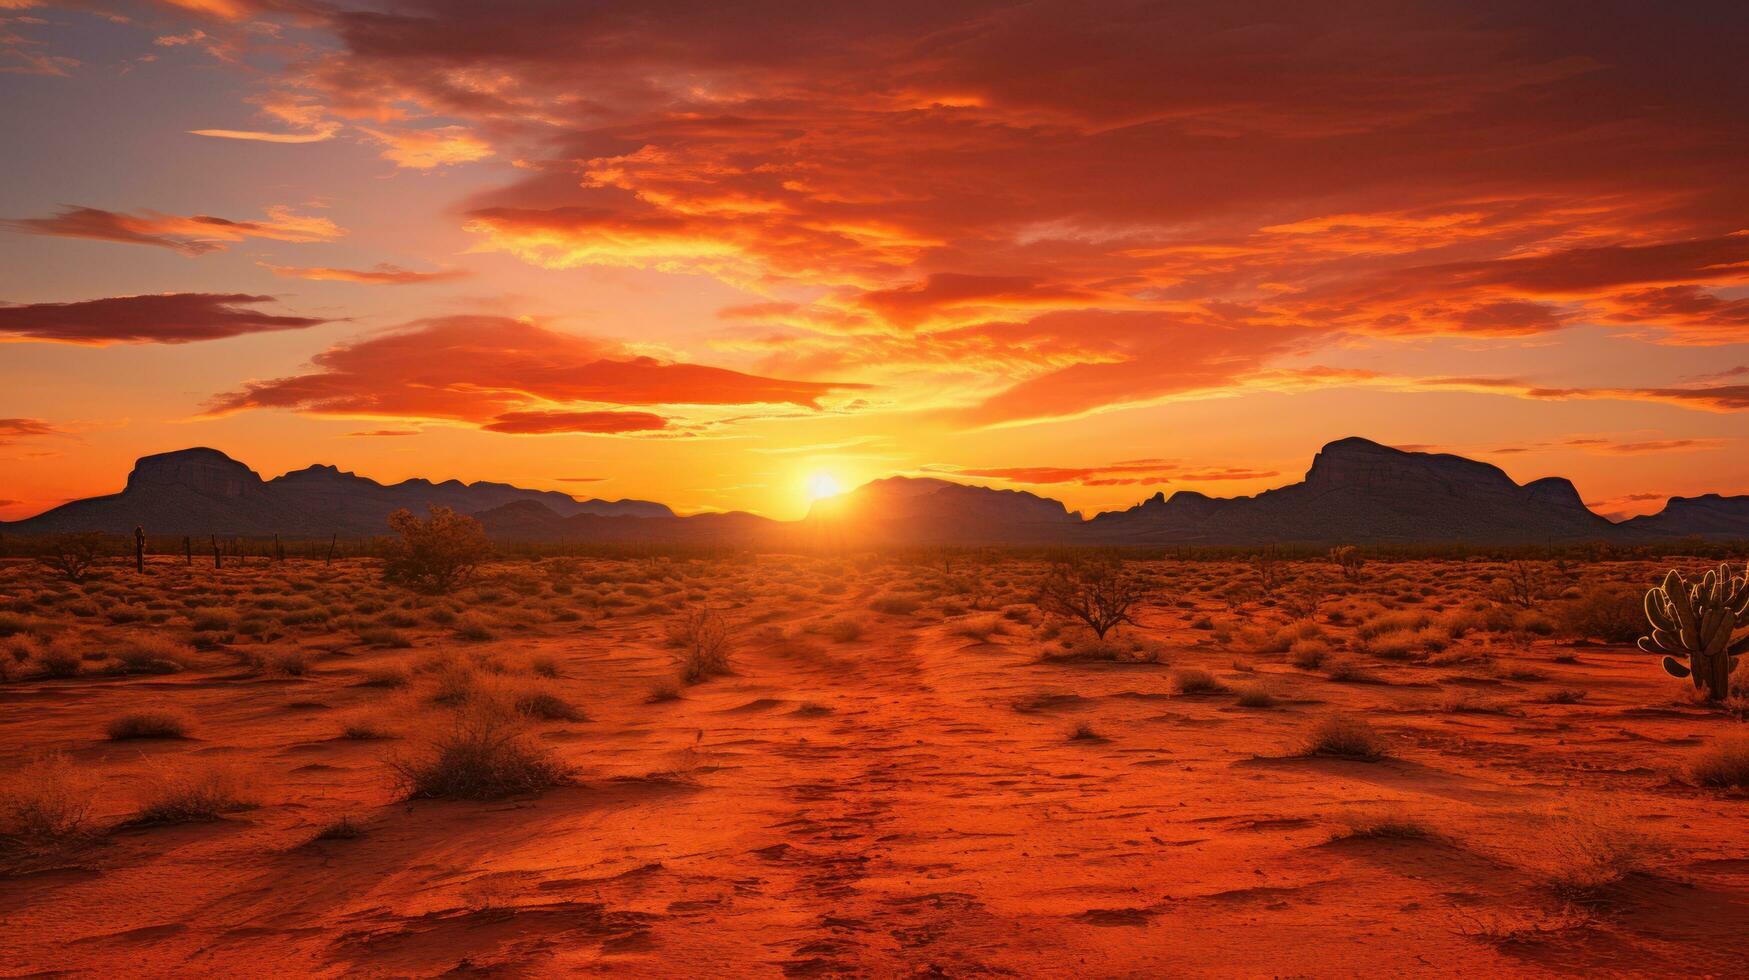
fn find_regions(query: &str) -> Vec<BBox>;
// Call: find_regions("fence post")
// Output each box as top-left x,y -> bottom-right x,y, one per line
211,534 -> 221,570
134,525 -> 145,573
326,533 -> 337,565
183,535 -> 191,565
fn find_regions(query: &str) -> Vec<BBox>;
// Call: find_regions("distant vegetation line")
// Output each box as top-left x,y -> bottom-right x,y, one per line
4,532 -> 1748,564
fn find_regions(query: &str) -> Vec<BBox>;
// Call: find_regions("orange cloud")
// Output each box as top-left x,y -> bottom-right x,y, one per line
482,410 -> 669,435
261,262 -> 467,285
206,316 -> 865,427
5,204 -> 343,254
0,293 -> 329,345
362,125 -> 491,168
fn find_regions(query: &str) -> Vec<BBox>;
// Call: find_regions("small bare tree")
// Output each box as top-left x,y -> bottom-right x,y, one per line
669,607 -> 734,684
1037,556 -> 1149,640
1253,546 -> 1285,595
39,533 -> 103,583
383,506 -> 491,593
1328,545 -> 1364,582
1499,560 -> 1542,609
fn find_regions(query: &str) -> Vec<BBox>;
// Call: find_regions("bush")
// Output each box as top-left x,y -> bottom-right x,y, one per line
38,533 -> 103,583
383,505 -> 492,594
1690,734 -> 1749,788
1300,715 -> 1388,760
106,709 -> 191,740
1171,667 -> 1225,694
1288,639 -> 1329,669
130,765 -> 254,824
389,705 -> 570,800
0,753 -> 96,853
108,634 -> 191,675
1235,683 -> 1277,708
1036,557 -> 1148,639
1554,586 -> 1644,644
671,607 -> 733,684
869,593 -> 922,616
32,639 -> 83,679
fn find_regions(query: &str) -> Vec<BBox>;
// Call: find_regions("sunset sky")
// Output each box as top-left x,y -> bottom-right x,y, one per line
3,1 -> 1747,521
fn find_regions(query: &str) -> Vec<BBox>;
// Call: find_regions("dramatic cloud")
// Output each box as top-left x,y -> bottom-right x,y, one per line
482,410 -> 669,434
207,316 -> 864,426
943,459 -> 1279,488
4,204 -> 343,254
0,293 -> 330,344
262,262 -> 467,285
0,418 -> 62,445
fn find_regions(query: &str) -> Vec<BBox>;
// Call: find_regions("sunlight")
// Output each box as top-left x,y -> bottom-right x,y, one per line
807,471 -> 843,501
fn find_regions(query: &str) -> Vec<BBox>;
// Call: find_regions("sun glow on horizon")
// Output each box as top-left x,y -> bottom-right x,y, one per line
807,472 -> 844,501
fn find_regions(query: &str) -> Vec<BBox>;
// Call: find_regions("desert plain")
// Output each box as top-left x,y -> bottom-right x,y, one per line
1,551 -> 1746,978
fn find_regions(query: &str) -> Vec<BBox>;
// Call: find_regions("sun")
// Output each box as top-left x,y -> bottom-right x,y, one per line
807,472 -> 843,501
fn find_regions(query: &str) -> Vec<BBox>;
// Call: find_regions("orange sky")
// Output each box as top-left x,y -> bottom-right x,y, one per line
3,1 -> 1748,521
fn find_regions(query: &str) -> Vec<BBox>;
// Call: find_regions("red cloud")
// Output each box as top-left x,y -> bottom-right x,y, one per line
206,316 -> 863,426
0,294 -> 330,345
4,205 -> 342,254
122,1 -> 1749,426
483,410 -> 669,434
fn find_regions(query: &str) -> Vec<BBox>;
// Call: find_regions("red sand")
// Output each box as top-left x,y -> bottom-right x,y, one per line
0,556 -> 1745,977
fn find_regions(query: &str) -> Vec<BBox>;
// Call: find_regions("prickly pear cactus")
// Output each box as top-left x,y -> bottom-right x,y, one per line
1639,564 -> 1749,701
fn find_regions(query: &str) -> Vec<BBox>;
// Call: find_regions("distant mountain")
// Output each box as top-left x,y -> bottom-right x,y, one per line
1086,437 -> 1619,545
2,447 -> 672,537
8,438 -> 1749,546
1620,494 -> 1749,540
802,477 -> 1083,546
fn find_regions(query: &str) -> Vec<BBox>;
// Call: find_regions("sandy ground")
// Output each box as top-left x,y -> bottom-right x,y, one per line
0,554 -> 1745,978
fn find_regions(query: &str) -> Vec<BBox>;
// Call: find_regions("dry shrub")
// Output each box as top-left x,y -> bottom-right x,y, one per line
1324,656 -> 1379,683
313,815 -> 365,841
1171,667 -> 1225,694
1689,734 -> 1749,789
671,607 -> 733,684
383,505 -> 491,594
429,662 -> 481,706
528,654 -> 560,678
107,634 -> 192,675
106,709 -> 191,740
1300,715 -> 1388,760
953,614 -> 1006,641
190,607 -> 239,632
130,764 -> 254,824
823,618 -> 864,643
359,665 -> 410,688
510,684 -> 587,722
1523,810 -> 1653,899
1287,638 -> 1329,669
32,637 -> 83,679
1335,805 -> 1437,840
1553,585 -> 1644,644
0,753 -> 97,854
869,593 -> 923,616
1042,634 -> 1165,664
357,627 -> 412,648
388,705 -> 570,800
1235,682 -> 1277,708
453,613 -> 497,641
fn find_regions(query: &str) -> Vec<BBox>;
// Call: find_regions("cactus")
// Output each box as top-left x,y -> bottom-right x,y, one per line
1639,564 -> 1749,702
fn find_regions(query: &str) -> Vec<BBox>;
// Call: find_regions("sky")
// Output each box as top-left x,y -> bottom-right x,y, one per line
2,0 -> 1747,522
